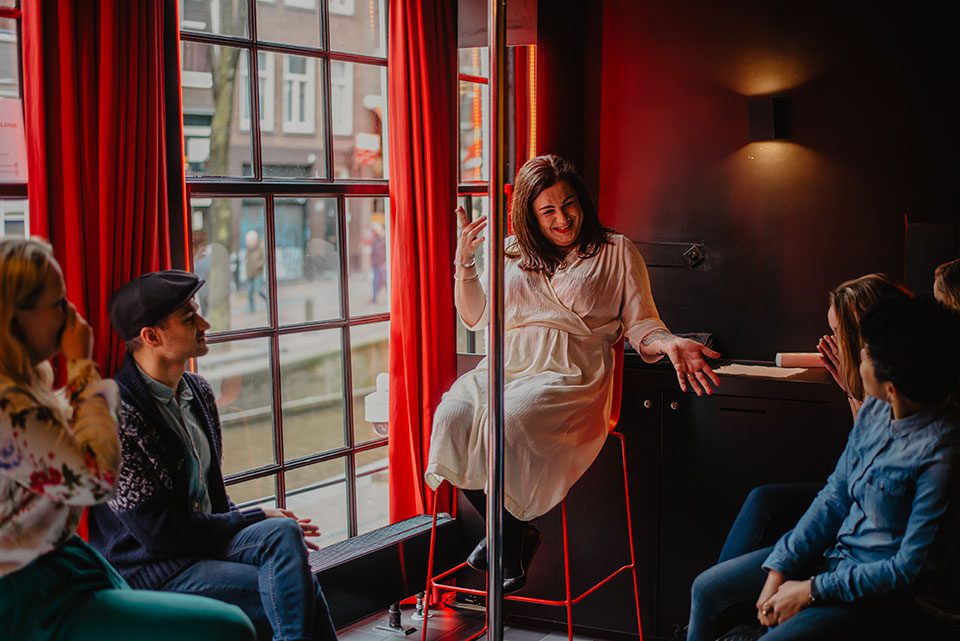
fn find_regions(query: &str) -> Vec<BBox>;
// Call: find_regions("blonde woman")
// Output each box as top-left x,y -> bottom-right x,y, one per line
0,238 -> 254,641
934,258 -> 960,312
817,274 -> 910,418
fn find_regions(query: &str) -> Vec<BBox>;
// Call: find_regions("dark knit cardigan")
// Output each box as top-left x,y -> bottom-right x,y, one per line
88,352 -> 266,589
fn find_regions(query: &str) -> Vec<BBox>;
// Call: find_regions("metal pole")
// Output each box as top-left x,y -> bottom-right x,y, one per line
486,1 -> 508,641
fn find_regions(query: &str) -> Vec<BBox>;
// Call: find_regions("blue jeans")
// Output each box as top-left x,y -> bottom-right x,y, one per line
718,484 -> 821,563
690,547 -> 925,641
161,519 -> 336,641
689,484 -> 951,641
248,274 -> 267,312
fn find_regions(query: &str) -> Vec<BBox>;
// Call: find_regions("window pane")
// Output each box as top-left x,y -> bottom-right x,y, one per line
182,43 -> 254,177
455,195 -> 488,355
3,218 -> 24,238
263,54 -> 326,177
329,0 -> 385,58
279,329 -> 345,461
227,476 -> 277,509
285,459 -> 348,546
0,199 -> 27,239
350,321 -> 388,444
190,197 -> 270,332
458,47 -> 488,78
459,81 -> 488,182
179,0 -> 249,38
239,51 -> 275,133
0,18 -> 19,98
256,0 -> 322,49
198,337 -> 276,476
346,197 -> 388,316
332,62 -> 387,179
356,446 -> 388,535
275,197 -> 341,324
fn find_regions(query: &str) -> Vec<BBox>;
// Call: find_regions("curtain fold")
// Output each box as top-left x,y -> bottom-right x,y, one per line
24,0 -> 175,378
387,0 -> 458,522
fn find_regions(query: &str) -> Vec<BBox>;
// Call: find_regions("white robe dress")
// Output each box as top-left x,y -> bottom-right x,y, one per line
425,234 -> 667,521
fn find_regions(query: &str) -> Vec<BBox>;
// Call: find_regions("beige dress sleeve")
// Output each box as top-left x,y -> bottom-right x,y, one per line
620,238 -> 669,362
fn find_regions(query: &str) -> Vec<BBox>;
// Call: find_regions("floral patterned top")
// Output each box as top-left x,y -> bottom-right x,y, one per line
0,359 -> 121,577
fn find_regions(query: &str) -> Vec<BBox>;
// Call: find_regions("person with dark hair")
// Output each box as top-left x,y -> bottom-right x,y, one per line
426,154 -> 721,593
88,270 -> 337,641
687,296 -> 960,641
934,258 -> 960,312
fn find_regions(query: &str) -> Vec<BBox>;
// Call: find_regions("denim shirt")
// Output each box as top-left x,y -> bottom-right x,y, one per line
764,395 -> 960,603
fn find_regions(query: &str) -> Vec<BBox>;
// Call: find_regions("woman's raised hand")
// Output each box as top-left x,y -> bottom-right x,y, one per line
456,206 -> 487,267
60,303 -> 94,362
817,334 -> 844,390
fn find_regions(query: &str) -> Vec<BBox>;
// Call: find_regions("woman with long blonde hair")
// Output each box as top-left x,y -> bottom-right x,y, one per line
0,238 -> 255,641
817,273 -> 910,417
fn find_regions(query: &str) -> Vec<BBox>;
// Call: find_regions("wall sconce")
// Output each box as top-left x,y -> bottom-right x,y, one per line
748,95 -> 791,140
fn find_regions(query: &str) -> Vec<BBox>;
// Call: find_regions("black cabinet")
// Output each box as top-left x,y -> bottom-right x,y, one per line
657,390 -> 837,636
499,357 -> 852,640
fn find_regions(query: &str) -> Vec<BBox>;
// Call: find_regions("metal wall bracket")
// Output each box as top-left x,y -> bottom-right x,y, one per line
634,241 -> 707,268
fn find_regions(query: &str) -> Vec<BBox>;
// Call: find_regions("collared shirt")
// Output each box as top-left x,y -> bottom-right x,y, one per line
135,363 -> 212,514
764,395 -> 960,603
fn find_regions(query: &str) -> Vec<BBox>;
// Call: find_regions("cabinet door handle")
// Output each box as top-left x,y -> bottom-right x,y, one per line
643,399 -> 653,409
670,401 -> 679,411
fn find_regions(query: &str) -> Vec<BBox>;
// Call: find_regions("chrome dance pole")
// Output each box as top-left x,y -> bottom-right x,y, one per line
486,1 -> 508,641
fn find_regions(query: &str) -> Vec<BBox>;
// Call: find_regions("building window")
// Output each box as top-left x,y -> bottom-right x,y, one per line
1,2 -> 27,219
0,199 -> 28,238
179,0 -> 389,546
284,0 -> 316,10
240,51 -> 275,132
330,61 -> 352,136
328,0 -> 354,16
282,55 -> 314,134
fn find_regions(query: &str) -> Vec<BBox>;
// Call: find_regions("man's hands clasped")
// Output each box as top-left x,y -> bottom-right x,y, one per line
263,507 -> 321,551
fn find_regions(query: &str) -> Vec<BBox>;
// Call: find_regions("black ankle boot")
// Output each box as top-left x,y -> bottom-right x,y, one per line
466,538 -> 487,571
503,524 -> 542,594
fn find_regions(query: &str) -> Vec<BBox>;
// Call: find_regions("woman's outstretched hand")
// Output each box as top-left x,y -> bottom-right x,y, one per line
643,330 -> 721,395
456,206 -> 486,267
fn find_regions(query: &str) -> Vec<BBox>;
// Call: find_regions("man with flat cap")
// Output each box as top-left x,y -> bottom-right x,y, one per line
88,270 -> 338,641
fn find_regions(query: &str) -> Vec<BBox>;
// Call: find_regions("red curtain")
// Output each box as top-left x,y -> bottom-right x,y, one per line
23,0 -> 176,377
387,0 -> 458,522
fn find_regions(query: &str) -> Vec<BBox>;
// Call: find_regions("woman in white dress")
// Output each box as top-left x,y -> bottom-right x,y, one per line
425,155 -> 721,592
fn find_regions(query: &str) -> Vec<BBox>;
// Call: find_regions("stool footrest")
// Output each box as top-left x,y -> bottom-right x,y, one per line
429,563 -> 636,607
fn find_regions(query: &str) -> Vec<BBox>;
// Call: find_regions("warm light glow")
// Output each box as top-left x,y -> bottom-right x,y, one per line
728,50 -> 821,96
528,45 -> 537,160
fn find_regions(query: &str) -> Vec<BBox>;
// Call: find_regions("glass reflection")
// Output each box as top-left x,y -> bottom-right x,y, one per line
197,337 -> 276,476
190,197 -> 270,332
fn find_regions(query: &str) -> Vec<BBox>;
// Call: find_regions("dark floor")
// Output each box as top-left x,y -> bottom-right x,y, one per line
338,603 -> 601,641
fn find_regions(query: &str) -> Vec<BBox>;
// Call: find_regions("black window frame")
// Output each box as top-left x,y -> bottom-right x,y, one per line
177,0 -> 390,544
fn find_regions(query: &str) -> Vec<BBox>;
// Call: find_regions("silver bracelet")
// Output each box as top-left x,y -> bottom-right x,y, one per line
454,272 -> 481,283
454,257 -> 476,269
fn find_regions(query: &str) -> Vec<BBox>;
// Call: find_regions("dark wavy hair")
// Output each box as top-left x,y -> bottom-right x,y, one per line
860,296 -> 960,405
506,154 -> 612,275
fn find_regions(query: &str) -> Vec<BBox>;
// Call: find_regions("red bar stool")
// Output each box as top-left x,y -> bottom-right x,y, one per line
420,338 -> 644,641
